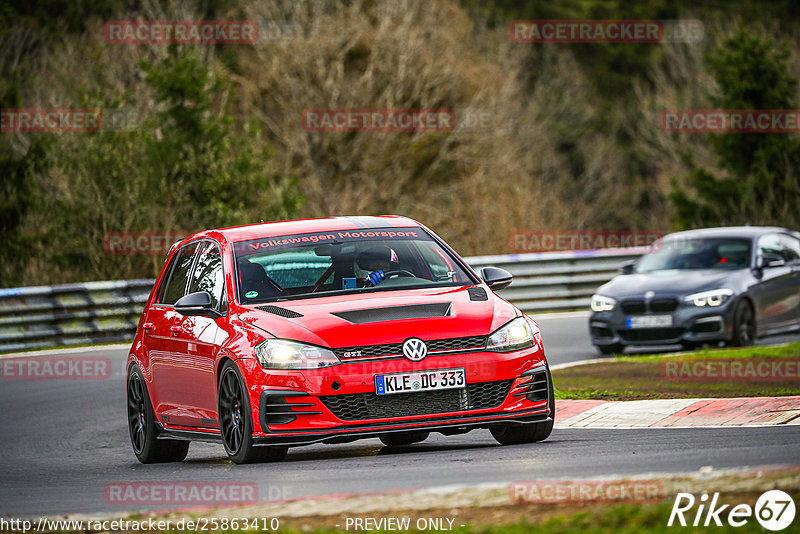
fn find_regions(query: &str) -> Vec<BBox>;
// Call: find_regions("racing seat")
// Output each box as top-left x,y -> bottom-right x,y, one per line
237,260 -> 285,300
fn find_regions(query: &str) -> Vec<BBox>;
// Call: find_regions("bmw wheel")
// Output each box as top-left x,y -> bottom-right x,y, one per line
731,299 -> 756,347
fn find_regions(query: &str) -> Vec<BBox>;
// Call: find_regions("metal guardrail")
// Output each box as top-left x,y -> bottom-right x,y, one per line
469,248 -> 645,313
0,280 -> 154,353
0,249 -> 643,353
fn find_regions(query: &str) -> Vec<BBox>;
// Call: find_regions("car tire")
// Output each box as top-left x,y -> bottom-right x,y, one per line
218,361 -> 288,464
595,343 -> 625,355
731,299 -> 756,347
491,362 -> 554,446
127,364 -> 190,463
379,431 -> 429,447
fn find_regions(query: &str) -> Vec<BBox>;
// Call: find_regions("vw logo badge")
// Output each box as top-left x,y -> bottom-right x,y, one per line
402,338 -> 428,362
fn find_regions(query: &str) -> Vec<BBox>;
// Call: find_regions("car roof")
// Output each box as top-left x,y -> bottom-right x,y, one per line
188,215 -> 424,244
663,226 -> 800,241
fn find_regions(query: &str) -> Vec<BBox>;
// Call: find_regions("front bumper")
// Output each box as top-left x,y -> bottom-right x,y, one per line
589,299 -> 737,347
240,345 -> 551,444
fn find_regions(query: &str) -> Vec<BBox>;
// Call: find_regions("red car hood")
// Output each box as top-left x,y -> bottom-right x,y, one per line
235,286 -> 518,348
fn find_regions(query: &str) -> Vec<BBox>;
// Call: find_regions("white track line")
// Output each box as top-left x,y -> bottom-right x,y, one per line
0,344 -> 130,359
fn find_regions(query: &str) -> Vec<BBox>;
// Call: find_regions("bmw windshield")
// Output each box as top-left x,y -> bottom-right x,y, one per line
635,237 -> 752,273
232,227 -> 475,303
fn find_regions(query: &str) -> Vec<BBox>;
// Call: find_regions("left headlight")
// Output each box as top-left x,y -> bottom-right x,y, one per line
486,317 -> 536,352
590,294 -> 617,312
683,288 -> 734,307
254,339 -> 341,369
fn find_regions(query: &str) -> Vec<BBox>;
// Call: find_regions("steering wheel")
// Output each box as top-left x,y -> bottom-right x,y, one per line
384,269 -> 417,279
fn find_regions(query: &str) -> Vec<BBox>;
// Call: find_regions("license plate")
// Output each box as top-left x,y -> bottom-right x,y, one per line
627,315 -> 673,328
375,368 -> 465,395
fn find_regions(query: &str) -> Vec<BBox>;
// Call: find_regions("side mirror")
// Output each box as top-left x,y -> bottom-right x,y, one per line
757,253 -> 785,269
175,291 -> 222,318
481,266 -> 513,290
619,261 -> 636,275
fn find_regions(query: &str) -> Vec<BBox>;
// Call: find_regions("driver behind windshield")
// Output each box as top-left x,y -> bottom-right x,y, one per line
356,245 -> 399,286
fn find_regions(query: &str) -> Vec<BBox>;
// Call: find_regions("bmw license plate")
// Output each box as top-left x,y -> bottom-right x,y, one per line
627,315 -> 673,328
375,368 -> 465,395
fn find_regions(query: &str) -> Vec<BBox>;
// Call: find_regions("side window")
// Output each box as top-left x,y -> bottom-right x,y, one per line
779,234 -> 800,263
757,234 -> 783,262
159,243 -> 198,305
188,241 -> 227,311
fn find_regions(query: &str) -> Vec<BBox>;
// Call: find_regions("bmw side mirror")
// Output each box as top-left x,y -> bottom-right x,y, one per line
481,267 -> 513,290
619,261 -> 636,275
757,254 -> 785,269
175,291 -> 222,318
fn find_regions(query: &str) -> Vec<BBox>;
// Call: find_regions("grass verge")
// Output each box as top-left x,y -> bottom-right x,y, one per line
553,342 -> 800,400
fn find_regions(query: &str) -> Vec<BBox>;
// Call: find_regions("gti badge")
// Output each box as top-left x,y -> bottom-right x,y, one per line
402,338 -> 428,362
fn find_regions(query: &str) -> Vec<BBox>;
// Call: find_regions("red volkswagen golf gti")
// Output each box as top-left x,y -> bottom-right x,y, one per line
127,216 -> 553,464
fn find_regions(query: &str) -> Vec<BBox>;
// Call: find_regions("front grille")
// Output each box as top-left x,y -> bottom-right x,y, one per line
428,336 -> 487,351
650,298 -> 679,313
319,380 -> 512,421
333,335 -> 488,360
621,298 -> 679,315
621,299 -> 646,314
618,328 -> 683,342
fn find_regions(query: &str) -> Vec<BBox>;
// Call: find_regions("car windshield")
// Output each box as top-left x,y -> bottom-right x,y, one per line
635,237 -> 751,273
231,227 -> 474,303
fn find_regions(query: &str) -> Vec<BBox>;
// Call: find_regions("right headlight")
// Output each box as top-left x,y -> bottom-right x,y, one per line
253,339 -> 341,369
486,317 -> 535,352
590,294 -> 617,312
683,288 -> 733,307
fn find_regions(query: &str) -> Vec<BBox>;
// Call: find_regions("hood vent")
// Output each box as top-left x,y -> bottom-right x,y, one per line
332,302 -> 452,324
255,305 -> 303,318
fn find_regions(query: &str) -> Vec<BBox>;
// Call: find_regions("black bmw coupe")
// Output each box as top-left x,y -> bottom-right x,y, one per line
589,227 -> 800,354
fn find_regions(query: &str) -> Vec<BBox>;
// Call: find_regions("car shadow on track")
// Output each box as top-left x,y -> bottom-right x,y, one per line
160,436 -> 570,466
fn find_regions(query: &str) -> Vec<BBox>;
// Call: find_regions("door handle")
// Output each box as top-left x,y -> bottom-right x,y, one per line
142,322 -> 155,333
170,325 -> 183,336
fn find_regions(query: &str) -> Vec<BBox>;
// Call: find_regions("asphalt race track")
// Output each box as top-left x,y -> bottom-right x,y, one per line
1,312 -> 799,517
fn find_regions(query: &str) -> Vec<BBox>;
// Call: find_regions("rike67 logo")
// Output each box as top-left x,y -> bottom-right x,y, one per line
669,490 -> 795,531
